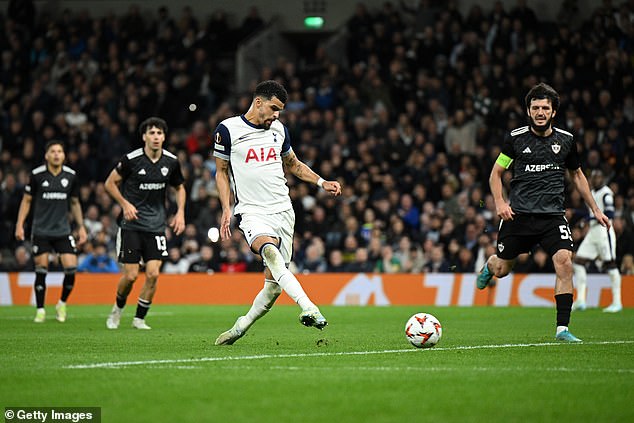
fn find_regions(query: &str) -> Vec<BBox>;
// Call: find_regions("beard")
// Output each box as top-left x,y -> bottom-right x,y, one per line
529,115 -> 553,132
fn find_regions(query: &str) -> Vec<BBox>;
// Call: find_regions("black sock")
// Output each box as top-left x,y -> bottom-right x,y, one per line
135,298 -> 151,319
116,293 -> 127,309
555,293 -> 573,327
34,271 -> 47,308
60,269 -> 76,302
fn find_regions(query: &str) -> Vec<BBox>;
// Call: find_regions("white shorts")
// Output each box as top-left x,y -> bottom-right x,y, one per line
576,222 -> 617,262
238,208 -> 295,264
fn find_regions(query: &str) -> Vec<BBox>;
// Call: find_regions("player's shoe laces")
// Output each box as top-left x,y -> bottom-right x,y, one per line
34,308 -> 46,323
476,262 -> 494,289
572,300 -> 586,311
299,308 -> 328,330
603,303 -> 622,313
555,330 -> 582,342
132,317 -> 152,330
55,302 -> 67,322
106,306 -> 122,329
215,316 -> 246,345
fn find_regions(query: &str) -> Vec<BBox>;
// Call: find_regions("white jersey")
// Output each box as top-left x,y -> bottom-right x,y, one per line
212,115 -> 293,215
577,184 -> 616,261
588,185 -> 615,221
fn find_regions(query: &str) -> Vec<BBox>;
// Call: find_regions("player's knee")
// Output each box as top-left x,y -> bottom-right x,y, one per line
123,268 -> 139,283
266,281 -> 283,297
145,268 -> 160,281
553,251 -> 573,270
260,243 -> 283,267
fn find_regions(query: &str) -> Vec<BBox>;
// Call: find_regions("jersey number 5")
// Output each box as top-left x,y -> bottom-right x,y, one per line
559,224 -> 572,240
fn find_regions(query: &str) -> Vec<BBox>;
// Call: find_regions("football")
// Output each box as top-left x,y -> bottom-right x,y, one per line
405,313 -> 442,348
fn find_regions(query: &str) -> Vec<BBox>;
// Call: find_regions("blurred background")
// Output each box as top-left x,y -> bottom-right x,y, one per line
1,0 -> 633,277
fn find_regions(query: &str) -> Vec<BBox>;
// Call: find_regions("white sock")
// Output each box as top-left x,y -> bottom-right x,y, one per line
261,244 -> 315,311
608,268 -> 622,305
241,279 -> 282,330
57,300 -> 66,305
556,326 -> 568,335
573,263 -> 587,303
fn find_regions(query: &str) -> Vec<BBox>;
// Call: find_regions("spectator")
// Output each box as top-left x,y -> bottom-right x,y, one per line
220,246 -> 246,273
189,245 -> 220,273
77,243 -> 119,273
162,247 -> 191,274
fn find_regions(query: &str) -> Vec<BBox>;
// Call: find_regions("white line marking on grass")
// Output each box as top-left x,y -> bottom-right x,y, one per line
236,365 -> 634,374
65,340 -> 634,369
1,312 -> 175,320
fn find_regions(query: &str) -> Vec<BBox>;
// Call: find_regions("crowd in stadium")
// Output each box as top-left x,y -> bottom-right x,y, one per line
1,0 -> 633,276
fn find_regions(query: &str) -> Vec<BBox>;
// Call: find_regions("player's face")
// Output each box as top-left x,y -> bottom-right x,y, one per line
45,144 -> 65,167
143,126 -> 165,152
527,98 -> 556,132
256,96 -> 284,129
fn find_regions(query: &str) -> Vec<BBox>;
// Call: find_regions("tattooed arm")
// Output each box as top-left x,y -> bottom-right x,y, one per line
282,151 -> 342,196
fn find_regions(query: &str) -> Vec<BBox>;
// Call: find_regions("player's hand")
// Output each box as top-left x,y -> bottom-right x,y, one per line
220,210 -> 232,240
170,212 -> 186,236
122,201 -> 138,221
15,226 -> 24,241
323,180 -> 342,196
594,210 -> 611,230
76,226 -> 88,246
496,202 -> 515,221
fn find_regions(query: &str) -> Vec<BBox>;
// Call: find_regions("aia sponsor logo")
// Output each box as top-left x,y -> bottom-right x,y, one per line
245,147 -> 277,163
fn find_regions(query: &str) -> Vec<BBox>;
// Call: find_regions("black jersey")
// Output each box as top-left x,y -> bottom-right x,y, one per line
500,126 -> 580,215
25,165 -> 79,237
115,148 -> 184,233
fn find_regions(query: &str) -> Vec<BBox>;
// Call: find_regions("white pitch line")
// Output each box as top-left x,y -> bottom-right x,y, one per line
1,311 -> 175,320
65,340 -> 634,369
237,365 -> 634,374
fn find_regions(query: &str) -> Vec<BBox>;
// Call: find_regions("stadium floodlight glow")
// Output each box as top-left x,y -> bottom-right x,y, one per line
304,16 -> 324,29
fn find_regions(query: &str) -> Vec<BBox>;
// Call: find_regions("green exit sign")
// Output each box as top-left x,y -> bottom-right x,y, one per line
304,16 -> 324,29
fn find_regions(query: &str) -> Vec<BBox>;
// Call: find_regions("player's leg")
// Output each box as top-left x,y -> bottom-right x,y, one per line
55,235 -> 79,322
572,227 -> 597,311
33,251 -> 49,323
545,217 -> 581,342
57,252 -> 78,322
132,259 -> 161,330
215,278 -> 282,345
477,219 -> 520,289
107,263 -> 139,329
107,229 -> 140,329
572,257 -> 590,311
602,227 -> 622,312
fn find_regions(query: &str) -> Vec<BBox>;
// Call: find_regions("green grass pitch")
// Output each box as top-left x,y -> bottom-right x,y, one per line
1,305 -> 632,422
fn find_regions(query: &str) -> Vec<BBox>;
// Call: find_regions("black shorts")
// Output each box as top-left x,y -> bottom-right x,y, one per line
31,235 -> 77,256
496,214 -> 574,260
117,229 -> 168,264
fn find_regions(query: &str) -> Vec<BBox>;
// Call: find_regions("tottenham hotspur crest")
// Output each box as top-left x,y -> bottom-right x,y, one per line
551,141 -> 561,154
61,178 -> 69,187
497,242 -> 505,253
161,166 -> 169,176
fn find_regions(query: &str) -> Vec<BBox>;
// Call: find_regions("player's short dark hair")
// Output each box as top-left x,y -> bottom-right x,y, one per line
139,117 -> 168,137
45,139 -> 65,152
525,83 -> 560,111
254,80 -> 288,104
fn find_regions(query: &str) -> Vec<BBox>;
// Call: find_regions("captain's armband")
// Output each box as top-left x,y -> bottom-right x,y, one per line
495,153 -> 513,169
